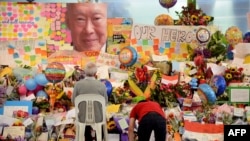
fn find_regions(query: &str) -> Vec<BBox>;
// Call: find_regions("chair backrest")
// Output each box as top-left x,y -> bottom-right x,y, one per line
75,94 -> 106,124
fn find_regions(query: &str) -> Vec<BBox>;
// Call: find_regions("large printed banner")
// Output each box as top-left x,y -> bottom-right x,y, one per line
130,24 -> 218,61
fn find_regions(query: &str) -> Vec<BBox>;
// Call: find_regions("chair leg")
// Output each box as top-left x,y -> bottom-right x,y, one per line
77,124 -> 86,141
103,124 -> 108,141
95,124 -> 102,141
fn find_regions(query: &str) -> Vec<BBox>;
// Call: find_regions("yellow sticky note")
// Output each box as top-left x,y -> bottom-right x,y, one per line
30,61 -> 36,66
106,104 -> 121,113
24,54 -> 30,60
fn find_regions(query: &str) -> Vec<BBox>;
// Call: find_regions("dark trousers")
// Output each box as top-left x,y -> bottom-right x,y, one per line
85,125 -> 104,141
137,112 -> 166,141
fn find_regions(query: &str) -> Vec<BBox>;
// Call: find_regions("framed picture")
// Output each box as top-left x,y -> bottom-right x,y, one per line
0,101 -> 33,117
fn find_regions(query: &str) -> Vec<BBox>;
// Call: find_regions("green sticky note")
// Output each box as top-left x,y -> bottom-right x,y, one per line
142,40 -> 148,45
24,46 -> 31,52
61,24 -> 66,29
24,10 -> 28,14
15,60 -> 22,64
30,55 -> 36,61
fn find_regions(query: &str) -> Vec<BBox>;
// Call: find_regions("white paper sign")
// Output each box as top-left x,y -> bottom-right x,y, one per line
207,63 -> 226,75
151,54 -> 168,62
23,118 -> 34,127
97,65 -> 110,79
110,71 -> 128,81
0,115 -> 17,126
233,107 -> 244,117
96,52 -> 120,68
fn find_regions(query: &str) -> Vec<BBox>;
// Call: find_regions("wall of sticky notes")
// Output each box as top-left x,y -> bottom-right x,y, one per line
130,24 -> 218,62
40,3 -> 72,56
0,2 -> 46,41
0,39 -> 47,67
0,2 -> 73,67
107,18 -> 133,54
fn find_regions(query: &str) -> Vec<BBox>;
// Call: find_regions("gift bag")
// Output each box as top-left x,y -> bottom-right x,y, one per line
182,120 -> 224,141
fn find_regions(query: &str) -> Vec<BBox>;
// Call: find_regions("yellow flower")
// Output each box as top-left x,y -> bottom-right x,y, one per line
191,15 -> 198,23
230,67 -> 237,73
204,15 -> 212,21
225,73 -> 232,80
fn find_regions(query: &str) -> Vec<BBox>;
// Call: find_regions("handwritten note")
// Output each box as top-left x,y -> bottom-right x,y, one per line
230,88 -> 250,103
118,118 -> 128,130
3,126 -> 25,138
96,52 -> 121,68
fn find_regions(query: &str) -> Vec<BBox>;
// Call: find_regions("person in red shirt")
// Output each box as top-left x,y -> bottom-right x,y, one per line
128,100 -> 166,141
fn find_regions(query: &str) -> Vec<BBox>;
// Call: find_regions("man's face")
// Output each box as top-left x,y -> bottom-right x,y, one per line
66,3 -> 107,52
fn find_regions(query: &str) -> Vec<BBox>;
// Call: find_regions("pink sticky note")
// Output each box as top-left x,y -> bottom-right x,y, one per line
45,12 -> 50,17
56,25 -> 61,30
54,46 -> 59,50
51,25 -> 56,31
18,48 -> 25,55
56,21 -> 61,26
65,30 -> 72,43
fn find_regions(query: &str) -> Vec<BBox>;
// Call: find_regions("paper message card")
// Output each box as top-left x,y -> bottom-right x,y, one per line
96,52 -> 121,68
118,118 -> 128,130
3,126 -> 25,138
228,87 -> 250,104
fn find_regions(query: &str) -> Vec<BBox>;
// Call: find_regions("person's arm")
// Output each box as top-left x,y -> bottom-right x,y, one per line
101,84 -> 108,105
128,117 -> 136,141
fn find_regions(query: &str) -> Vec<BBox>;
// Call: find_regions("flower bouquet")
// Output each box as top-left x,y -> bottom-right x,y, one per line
33,97 -> 50,113
223,66 -> 244,85
175,2 -> 214,26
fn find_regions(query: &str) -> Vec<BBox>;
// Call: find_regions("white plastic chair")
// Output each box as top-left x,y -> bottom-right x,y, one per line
75,94 -> 108,141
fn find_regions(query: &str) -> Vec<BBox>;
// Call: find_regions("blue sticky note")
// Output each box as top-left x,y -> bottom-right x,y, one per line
137,40 -> 142,45
8,44 -> 15,49
41,59 -> 48,64
13,53 -> 19,58
172,61 -> 180,72
165,42 -> 171,48
38,41 -> 46,46
159,47 -> 165,53
148,40 -> 153,46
